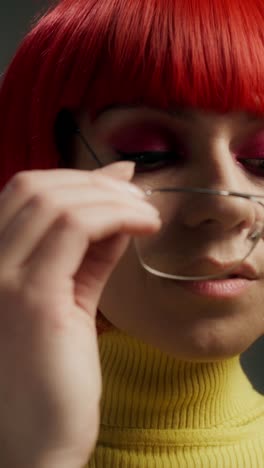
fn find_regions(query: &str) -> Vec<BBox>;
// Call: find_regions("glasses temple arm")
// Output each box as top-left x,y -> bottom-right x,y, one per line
74,128 -> 103,168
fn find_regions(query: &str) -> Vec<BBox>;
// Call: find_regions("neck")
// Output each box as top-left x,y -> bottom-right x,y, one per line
98,329 -> 259,430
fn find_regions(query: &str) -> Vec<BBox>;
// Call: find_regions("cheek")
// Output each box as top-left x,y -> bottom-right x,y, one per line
98,243 -> 146,319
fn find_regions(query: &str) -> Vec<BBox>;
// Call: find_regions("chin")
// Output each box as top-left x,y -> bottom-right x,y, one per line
130,318 -> 259,363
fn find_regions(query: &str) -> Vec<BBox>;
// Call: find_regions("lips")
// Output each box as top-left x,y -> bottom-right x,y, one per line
183,259 -> 258,280
221,263 -> 258,280
177,276 -> 253,298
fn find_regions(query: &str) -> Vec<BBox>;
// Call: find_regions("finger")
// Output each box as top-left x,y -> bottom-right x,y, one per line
74,233 -> 132,314
94,161 -> 136,180
1,161 -> 135,195
0,163 -> 144,234
22,204 -> 161,293
0,190 -> 160,269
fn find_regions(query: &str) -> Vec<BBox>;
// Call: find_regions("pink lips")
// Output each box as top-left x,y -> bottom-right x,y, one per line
174,260 -> 258,298
176,277 -> 254,298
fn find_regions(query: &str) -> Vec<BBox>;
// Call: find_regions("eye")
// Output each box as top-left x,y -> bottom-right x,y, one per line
116,150 -> 184,173
234,130 -> 264,177
238,157 -> 264,177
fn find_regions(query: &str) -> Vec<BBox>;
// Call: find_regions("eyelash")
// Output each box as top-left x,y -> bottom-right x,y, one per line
116,150 -> 184,173
237,158 -> 264,177
117,150 -> 264,177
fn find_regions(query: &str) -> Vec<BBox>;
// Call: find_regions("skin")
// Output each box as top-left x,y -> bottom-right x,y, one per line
72,106 -> 264,362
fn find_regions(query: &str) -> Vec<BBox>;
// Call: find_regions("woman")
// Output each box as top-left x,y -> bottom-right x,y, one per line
0,0 -> 263,466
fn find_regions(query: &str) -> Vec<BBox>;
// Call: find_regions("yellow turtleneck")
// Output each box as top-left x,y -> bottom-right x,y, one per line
87,329 -> 264,467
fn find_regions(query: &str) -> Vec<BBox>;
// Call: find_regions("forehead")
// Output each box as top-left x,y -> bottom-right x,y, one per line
85,106 -> 264,135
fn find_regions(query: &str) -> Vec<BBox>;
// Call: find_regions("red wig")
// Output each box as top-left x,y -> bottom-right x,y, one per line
0,0 -> 264,189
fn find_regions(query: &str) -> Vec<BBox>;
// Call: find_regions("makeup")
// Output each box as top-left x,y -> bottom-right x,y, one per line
235,130 -> 264,158
176,277 -> 255,298
107,123 -> 187,173
108,123 -> 176,152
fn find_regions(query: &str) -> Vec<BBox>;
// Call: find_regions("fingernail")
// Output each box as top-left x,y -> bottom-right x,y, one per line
113,161 -> 136,176
127,184 -> 145,198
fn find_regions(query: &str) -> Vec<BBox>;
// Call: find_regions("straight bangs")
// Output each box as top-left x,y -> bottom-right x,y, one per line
84,0 -> 264,115
0,0 -> 264,187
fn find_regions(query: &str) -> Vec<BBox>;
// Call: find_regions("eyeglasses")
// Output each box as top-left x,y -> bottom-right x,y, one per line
73,124 -> 264,281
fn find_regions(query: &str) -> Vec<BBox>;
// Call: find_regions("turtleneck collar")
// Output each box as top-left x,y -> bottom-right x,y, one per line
98,329 -> 262,430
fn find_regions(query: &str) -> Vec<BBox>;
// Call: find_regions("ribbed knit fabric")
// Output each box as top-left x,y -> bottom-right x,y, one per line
87,329 -> 264,467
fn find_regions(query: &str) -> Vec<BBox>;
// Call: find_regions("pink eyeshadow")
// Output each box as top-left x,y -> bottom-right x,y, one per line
235,132 -> 264,158
107,124 -> 177,152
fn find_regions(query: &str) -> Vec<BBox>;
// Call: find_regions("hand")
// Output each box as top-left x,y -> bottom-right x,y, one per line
0,162 -> 160,467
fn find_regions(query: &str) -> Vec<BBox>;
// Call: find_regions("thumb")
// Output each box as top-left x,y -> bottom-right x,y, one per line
74,162 -> 138,314
74,233 -> 131,316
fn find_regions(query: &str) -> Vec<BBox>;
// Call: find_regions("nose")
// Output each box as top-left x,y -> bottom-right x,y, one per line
182,191 -> 254,234
181,143 -> 255,233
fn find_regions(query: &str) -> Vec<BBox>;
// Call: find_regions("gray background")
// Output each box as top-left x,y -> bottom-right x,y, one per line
0,1 -> 48,74
1,1 -> 263,393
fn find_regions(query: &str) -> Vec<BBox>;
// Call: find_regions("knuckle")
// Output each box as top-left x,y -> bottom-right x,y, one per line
9,172 -> 37,197
28,193 -> 58,212
56,210 -> 83,231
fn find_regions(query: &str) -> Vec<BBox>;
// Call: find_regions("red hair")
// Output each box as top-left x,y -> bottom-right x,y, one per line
0,0 -> 264,188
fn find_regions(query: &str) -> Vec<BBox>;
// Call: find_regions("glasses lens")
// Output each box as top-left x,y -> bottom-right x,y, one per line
134,190 -> 264,280
75,123 -> 264,280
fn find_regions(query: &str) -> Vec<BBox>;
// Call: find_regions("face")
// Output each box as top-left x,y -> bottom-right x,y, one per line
72,106 -> 264,361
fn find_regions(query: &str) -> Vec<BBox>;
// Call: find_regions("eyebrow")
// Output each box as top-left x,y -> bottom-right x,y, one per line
98,104 -> 264,123
98,104 -> 194,121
